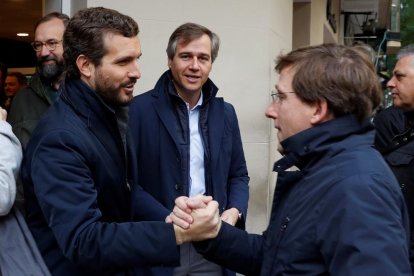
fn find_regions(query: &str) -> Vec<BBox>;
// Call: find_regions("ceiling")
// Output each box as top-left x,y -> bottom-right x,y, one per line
0,0 -> 43,42
0,0 -> 42,68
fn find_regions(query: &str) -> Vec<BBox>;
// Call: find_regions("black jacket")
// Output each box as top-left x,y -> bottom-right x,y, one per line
22,78 -> 179,275
374,106 -> 414,271
197,115 -> 410,275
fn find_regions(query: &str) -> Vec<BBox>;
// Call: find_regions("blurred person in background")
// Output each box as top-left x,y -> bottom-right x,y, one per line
2,72 -> 27,112
8,12 -> 69,149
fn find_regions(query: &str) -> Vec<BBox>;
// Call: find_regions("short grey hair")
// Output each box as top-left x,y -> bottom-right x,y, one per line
397,44 -> 414,60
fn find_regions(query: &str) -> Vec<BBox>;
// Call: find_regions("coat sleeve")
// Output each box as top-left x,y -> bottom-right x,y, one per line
194,222 -> 263,275
27,130 -> 179,268
317,173 -> 411,275
224,104 -> 249,228
0,120 -> 21,215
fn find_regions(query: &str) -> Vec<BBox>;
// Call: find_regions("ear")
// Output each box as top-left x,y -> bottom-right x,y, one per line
76,54 -> 93,78
310,99 -> 332,125
168,58 -> 172,68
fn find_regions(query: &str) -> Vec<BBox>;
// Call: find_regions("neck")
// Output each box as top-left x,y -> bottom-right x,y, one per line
175,87 -> 201,110
51,74 -> 64,90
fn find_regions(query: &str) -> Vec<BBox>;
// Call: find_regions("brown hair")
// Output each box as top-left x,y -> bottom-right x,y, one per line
64,7 -> 139,79
34,12 -> 69,31
275,43 -> 382,121
166,22 -> 220,62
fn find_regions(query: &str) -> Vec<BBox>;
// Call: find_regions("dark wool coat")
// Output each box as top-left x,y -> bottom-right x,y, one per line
196,115 -> 411,276
22,78 -> 180,276
128,70 -> 249,275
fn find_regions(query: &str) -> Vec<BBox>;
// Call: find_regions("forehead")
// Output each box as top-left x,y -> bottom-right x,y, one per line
277,65 -> 296,88
176,34 -> 211,54
35,18 -> 65,41
5,76 -> 18,82
102,33 -> 141,58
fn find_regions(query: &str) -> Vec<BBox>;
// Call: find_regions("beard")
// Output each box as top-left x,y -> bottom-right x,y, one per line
94,71 -> 136,107
37,55 -> 65,80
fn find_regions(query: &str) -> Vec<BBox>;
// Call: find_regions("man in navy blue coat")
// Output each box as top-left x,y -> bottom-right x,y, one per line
170,44 -> 412,275
21,8 -> 220,275
128,23 -> 249,275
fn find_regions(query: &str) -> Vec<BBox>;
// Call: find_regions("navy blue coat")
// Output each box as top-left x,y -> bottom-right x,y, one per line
22,78 -> 180,275
129,71 -> 249,220
128,71 -> 249,274
195,115 -> 411,275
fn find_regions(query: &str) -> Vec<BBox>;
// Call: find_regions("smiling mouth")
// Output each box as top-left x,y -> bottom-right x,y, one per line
42,60 -> 56,65
125,85 -> 135,91
185,75 -> 200,81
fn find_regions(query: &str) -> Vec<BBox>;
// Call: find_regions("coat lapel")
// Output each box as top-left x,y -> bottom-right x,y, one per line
208,98 -> 224,169
153,92 -> 182,151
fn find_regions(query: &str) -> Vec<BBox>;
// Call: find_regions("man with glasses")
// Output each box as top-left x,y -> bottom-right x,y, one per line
8,12 -> 69,149
7,12 -> 69,211
168,44 -> 411,275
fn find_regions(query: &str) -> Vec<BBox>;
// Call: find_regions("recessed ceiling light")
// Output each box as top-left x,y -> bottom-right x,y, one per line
17,33 -> 29,37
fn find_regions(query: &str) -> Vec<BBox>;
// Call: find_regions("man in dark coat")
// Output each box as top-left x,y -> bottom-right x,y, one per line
22,7 -> 219,276
374,44 -> 414,271
7,12 -> 69,212
129,22 -> 249,275
8,12 -> 69,149
170,44 -> 411,275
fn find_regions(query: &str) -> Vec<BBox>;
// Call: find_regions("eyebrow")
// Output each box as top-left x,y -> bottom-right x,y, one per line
275,86 -> 288,94
114,52 -> 142,63
393,70 -> 406,76
178,51 -> 210,57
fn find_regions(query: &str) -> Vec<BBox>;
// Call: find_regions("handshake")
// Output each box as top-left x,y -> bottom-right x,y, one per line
166,195 -> 240,245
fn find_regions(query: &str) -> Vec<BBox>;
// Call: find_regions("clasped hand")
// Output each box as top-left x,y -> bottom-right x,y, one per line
167,195 -> 222,245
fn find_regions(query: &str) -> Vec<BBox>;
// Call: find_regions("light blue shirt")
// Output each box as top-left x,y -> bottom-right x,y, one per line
185,93 -> 205,197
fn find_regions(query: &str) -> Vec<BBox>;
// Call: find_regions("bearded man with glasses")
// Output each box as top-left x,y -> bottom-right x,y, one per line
7,12 -> 69,211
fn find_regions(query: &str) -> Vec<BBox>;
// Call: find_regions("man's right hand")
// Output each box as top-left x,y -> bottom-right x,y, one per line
166,195 -> 213,229
173,199 -> 221,245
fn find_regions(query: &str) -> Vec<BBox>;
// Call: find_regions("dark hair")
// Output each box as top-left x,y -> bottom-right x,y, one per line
166,22 -> 220,62
275,43 -> 382,121
64,7 -> 139,79
34,12 -> 69,31
7,72 -> 27,86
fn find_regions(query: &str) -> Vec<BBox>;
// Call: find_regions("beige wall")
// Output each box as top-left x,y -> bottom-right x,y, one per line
84,0 -> 293,234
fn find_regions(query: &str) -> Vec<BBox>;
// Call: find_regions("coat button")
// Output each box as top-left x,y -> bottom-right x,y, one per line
174,184 -> 179,190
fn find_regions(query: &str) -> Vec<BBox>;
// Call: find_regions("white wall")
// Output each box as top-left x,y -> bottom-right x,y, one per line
85,0 -> 293,234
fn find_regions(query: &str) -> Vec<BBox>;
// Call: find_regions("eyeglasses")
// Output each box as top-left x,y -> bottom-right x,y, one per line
31,39 -> 62,52
270,90 -> 296,103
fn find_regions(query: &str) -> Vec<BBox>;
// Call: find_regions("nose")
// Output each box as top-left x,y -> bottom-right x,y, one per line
189,57 -> 200,70
387,76 -> 396,89
39,44 -> 51,57
128,61 -> 141,80
265,102 -> 278,119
